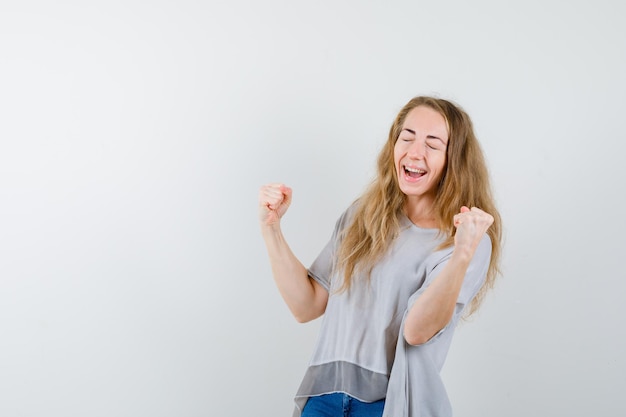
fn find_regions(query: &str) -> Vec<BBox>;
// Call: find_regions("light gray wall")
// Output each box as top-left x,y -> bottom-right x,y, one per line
1,1 -> 624,416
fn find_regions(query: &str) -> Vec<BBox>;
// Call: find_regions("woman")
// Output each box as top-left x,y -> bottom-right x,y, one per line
258,96 -> 502,417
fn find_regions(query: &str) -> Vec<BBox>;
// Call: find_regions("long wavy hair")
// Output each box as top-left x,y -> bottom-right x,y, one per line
336,96 -> 502,316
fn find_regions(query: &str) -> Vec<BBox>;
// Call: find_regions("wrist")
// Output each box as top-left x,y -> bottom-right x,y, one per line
260,221 -> 282,237
450,245 -> 473,265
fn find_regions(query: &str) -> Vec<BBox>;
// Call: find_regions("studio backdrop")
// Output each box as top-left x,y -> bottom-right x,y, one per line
1,1 -> 624,416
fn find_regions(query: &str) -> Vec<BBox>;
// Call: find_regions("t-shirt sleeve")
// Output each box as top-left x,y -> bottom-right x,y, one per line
307,207 -> 354,291
308,239 -> 334,291
406,233 -> 492,345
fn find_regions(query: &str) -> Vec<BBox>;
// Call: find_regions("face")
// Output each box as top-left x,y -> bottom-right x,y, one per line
394,105 -> 449,202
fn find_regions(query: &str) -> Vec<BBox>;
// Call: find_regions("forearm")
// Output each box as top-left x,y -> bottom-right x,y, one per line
403,249 -> 472,345
261,225 -> 326,322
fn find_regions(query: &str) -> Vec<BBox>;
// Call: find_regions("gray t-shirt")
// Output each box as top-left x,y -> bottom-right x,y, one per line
293,205 -> 491,417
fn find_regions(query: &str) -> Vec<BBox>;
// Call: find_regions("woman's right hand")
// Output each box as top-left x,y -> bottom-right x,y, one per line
259,183 -> 292,227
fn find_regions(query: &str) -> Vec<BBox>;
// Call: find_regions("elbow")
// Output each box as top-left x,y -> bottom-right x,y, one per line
403,317 -> 450,346
404,308 -> 455,345
294,313 -> 313,324
403,328 -> 432,346
293,308 -> 324,324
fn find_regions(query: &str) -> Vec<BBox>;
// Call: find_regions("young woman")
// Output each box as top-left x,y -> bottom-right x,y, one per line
258,96 -> 502,417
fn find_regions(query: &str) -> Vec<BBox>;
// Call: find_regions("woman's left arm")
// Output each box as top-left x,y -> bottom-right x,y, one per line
403,206 -> 494,346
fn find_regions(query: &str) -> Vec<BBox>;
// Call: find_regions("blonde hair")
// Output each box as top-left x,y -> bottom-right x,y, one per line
336,96 -> 502,316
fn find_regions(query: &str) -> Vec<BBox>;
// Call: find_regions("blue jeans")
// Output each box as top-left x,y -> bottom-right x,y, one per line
301,393 -> 385,417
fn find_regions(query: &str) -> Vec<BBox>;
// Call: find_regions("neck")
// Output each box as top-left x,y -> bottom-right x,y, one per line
404,196 -> 438,228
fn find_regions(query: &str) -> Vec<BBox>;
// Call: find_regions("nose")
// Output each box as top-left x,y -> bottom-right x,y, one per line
407,138 -> 426,159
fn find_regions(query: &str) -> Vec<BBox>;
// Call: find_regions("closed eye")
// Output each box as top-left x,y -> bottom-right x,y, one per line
426,136 -> 446,150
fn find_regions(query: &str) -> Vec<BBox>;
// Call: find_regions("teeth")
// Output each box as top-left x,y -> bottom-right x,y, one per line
405,166 -> 425,174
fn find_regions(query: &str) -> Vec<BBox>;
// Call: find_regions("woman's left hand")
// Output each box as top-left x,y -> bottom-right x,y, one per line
453,206 -> 494,258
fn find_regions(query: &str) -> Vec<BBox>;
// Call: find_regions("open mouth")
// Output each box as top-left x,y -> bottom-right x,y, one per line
403,165 -> 426,179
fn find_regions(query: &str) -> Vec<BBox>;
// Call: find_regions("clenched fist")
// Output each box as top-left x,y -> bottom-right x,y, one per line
452,206 -> 494,257
259,183 -> 293,227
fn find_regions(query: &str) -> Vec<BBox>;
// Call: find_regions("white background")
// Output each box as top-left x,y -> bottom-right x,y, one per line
1,1 -> 625,416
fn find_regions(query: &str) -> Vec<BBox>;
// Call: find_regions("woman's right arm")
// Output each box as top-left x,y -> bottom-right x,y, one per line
259,184 -> 328,323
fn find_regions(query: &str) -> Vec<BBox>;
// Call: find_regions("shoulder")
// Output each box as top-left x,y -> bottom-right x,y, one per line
334,200 -> 360,230
474,233 -> 493,261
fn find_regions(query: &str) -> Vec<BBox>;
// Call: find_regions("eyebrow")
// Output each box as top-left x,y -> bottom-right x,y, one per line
401,128 -> 447,144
